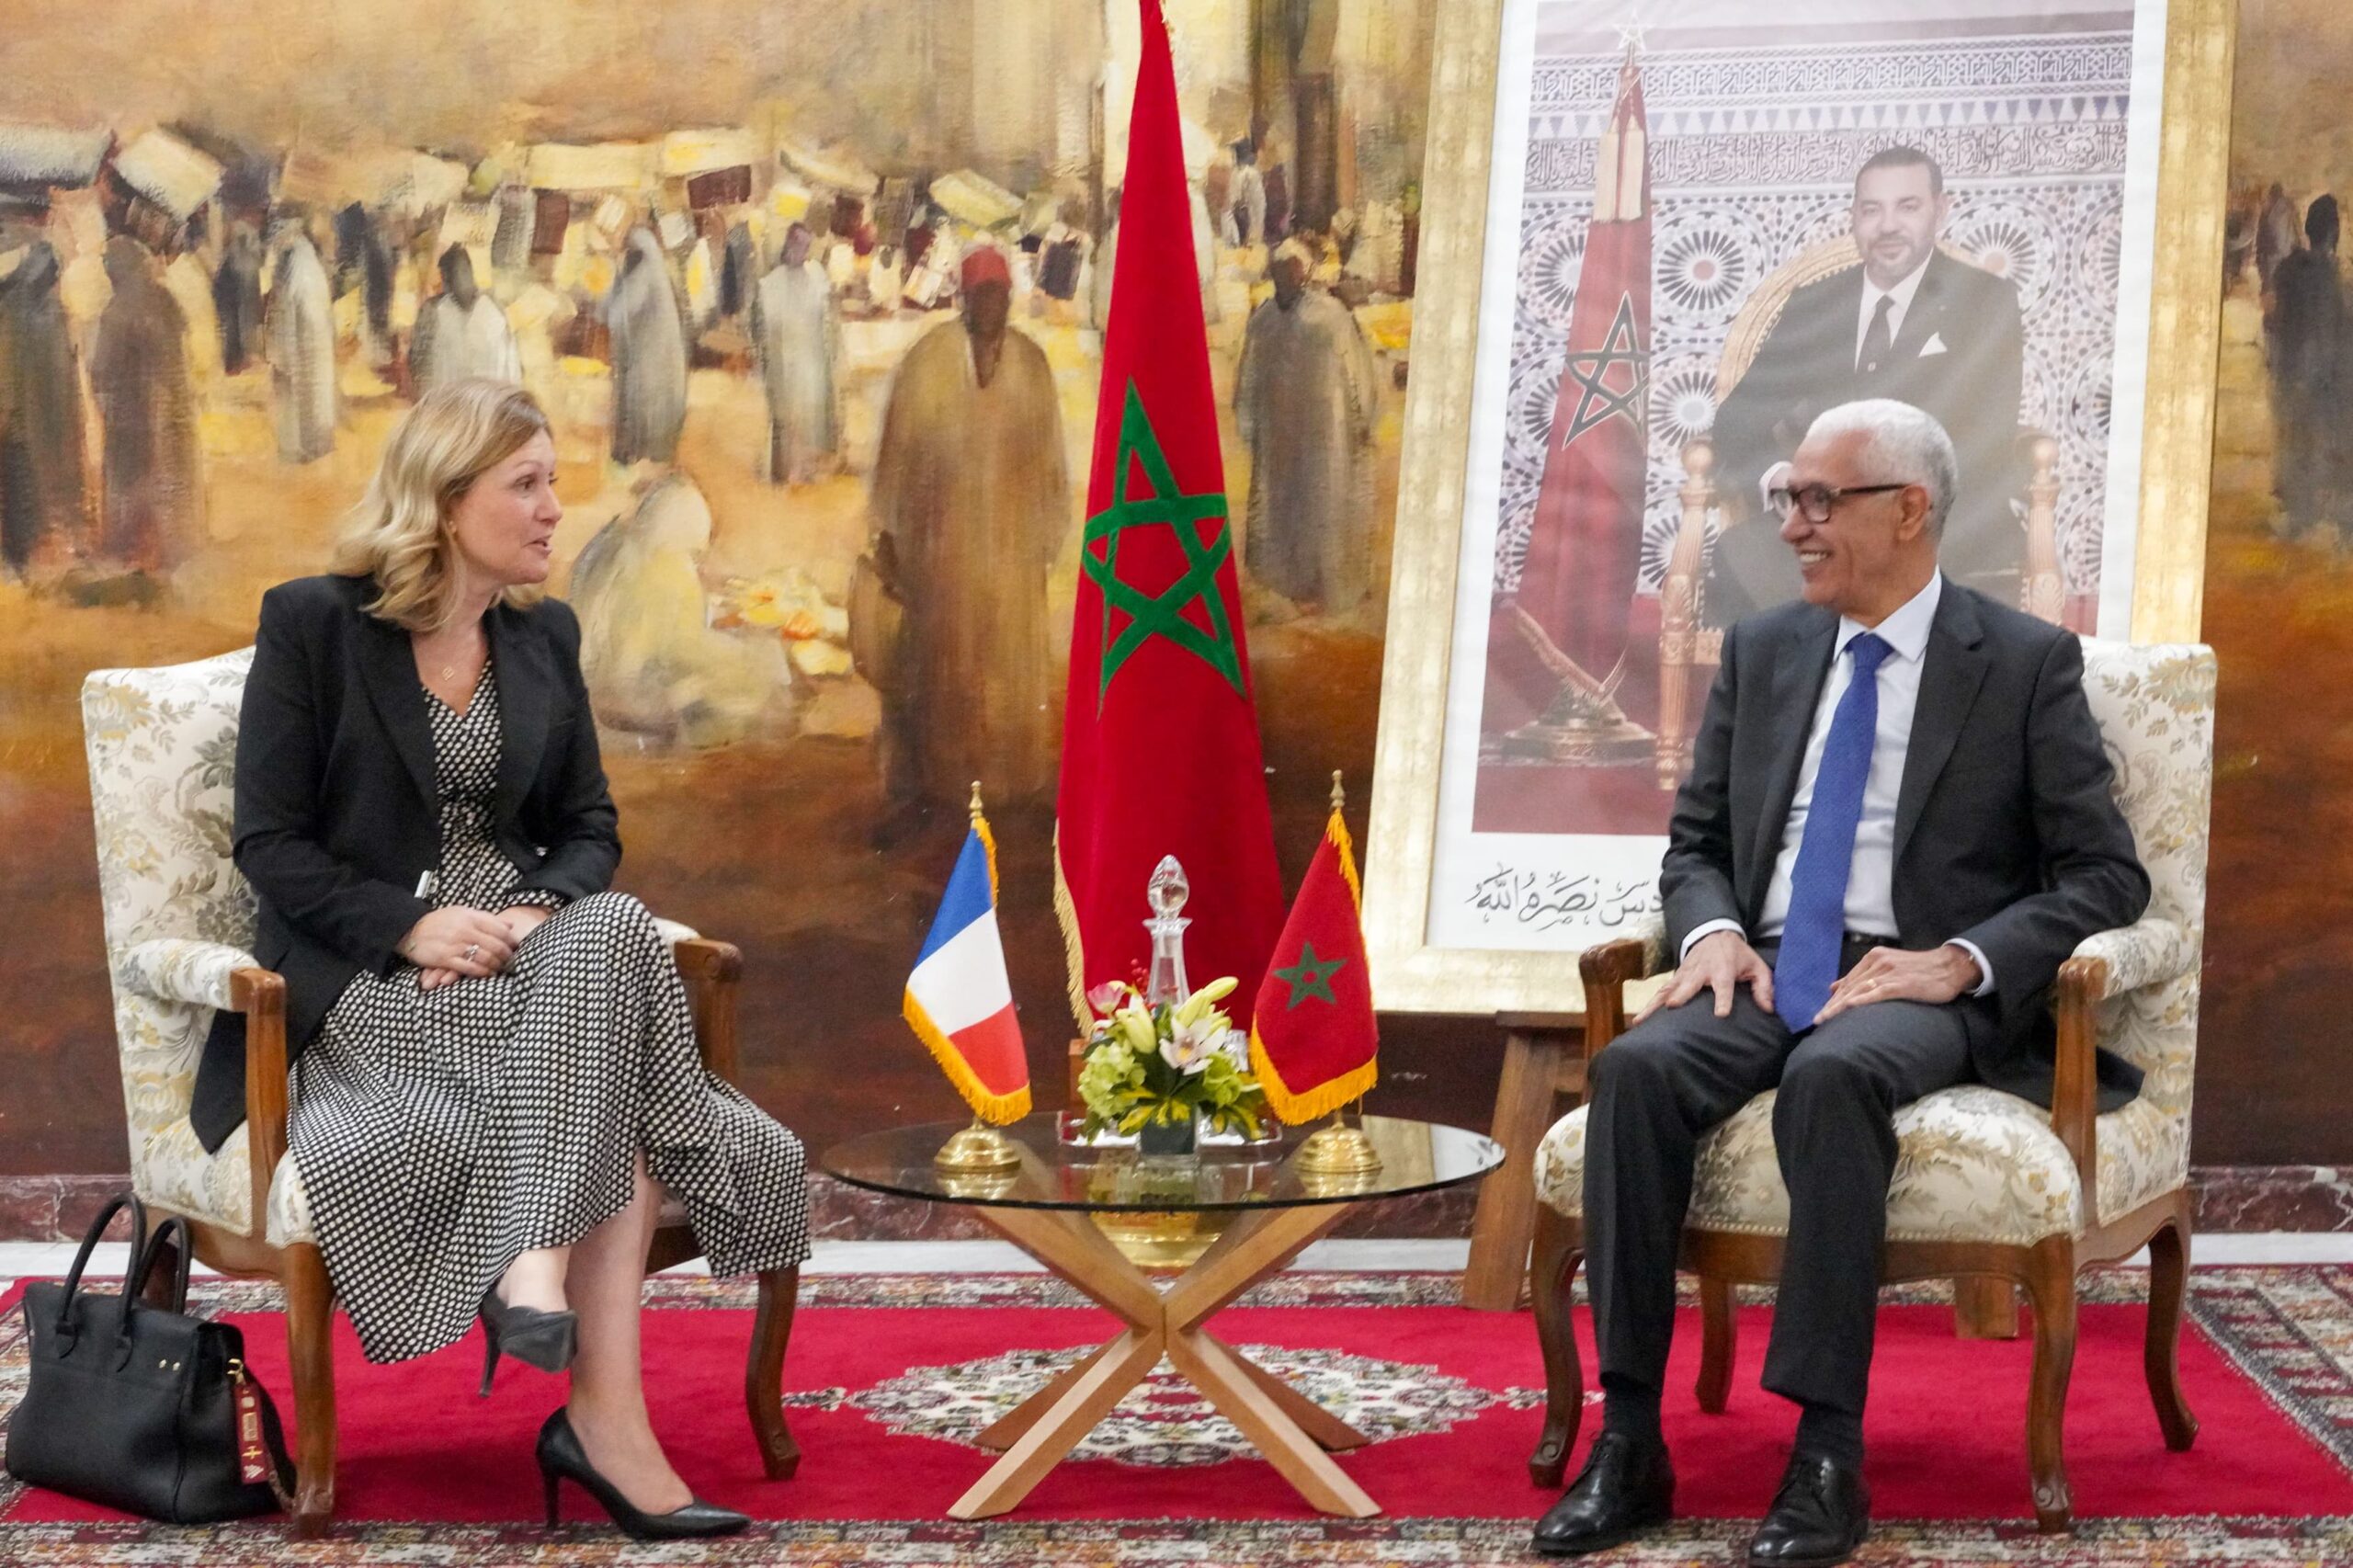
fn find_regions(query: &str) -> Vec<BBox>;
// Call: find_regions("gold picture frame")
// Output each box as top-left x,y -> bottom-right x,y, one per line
1365,0 -> 2234,1017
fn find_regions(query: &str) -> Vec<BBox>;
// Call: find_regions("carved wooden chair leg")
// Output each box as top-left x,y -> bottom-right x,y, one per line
1528,1206 -> 1586,1488
2143,1191 -> 2200,1451
1696,1275 -> 1735,1414
1954,1276 -> 2020,1339
283,1243 -> 340,1537
747,1264 -> 802,1481
2019,1237 -> 2079,1534
138,1228 -> 183,1308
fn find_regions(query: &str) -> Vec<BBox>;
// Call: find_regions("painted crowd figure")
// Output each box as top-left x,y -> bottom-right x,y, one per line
91,235 -> 201,573
607,227 -> 689,466
1235,240 -> 1380,616
266,225 -> 336,465
413,245 -> 521,394
751,222 -> 840,485
867,247 -> 1068,812
2266,193 -> 2344,540
0,241 -> 88,575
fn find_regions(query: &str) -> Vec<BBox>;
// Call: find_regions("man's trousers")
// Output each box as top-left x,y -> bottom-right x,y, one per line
1581,943 -> 1989,1416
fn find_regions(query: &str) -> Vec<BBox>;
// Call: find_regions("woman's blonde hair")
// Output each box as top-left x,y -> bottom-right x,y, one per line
330,378 -> 552,631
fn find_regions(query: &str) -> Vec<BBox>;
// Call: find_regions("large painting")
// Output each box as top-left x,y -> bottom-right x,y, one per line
1363,0 -> 2226,1015
2197,0 -> 2353,1165
0,0 -> 1438,1176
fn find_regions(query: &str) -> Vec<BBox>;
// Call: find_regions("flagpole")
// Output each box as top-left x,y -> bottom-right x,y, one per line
1292,771 -> 1383,1184
935,781 -> 1026,1178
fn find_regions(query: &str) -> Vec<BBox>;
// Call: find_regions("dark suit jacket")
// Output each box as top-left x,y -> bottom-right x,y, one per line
1661,579 -> 2150,1110
192,573 -> 620,1151
1709,251 -> 2029,616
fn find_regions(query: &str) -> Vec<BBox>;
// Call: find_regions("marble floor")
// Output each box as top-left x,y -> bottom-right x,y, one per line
3,1233 -> 2347,1290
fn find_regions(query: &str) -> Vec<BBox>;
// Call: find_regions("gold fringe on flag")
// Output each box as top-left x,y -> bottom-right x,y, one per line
902,994 -> 1032,1125
1051,823 -> 1095,1036
1248,1025 -> 1378,1126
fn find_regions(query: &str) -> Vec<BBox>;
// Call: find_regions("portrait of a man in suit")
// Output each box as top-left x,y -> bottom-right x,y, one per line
1709,146 -> 2029,620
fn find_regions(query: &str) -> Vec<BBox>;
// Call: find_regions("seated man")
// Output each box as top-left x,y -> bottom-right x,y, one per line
1533,399 -> 2148,1567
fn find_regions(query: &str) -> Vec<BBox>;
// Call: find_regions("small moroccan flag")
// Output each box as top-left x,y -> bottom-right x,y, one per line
1249,779 -> 1378,1124
904,796 -> 1031,1124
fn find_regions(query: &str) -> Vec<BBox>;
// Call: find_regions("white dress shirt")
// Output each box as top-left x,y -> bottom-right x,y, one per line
1854,253 -> 1931,369
1681,572 -> 1994,994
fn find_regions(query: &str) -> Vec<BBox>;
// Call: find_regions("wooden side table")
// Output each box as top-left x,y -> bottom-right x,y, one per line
823,1114 -> 1504,1518
1460,1011 -> 1586,1311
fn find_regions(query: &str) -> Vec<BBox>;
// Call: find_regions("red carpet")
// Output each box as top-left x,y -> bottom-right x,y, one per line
6,1267 -> 2353,1564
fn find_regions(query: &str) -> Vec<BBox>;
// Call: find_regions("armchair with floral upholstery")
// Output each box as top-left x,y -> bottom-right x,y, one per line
1525,640 -> 2214,1533
81,648 -> 801,1535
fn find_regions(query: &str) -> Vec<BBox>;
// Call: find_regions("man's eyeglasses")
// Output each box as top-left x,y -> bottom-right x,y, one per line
1766,482 -> 1912,524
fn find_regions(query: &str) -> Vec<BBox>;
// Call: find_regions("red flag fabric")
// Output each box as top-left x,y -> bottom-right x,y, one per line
1055,0 -> 1285,1031
1248,805 -> 1377,1124
1512,52 -> 1653,689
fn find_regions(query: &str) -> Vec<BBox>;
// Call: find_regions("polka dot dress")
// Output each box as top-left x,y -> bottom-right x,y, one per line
289,661 -> 812,1364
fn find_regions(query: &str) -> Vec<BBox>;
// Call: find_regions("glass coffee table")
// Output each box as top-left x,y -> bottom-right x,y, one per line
822,1113 -> 1504,1520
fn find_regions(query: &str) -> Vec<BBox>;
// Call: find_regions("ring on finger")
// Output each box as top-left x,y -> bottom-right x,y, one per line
464,942 -> 480,961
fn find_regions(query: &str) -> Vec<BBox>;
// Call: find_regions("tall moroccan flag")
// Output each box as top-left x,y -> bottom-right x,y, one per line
1056,0 -> 1285,1031
1249,783 -> 1378,1124
1512,49 -> 1653,688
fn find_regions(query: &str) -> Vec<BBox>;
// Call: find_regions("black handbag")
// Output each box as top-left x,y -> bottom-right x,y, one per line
5,1194 -> 294,1521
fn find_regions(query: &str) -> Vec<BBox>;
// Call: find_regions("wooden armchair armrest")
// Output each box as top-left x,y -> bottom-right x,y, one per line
671,937 -> 744,1083
2046,919 -> 2193,1203
1578,935 -> 1665,1064
2048,955 -> 2106,1199
231,967 -> 290,1245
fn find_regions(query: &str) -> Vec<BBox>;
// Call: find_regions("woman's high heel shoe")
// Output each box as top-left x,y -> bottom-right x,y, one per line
535,1407 -> 749,1540
477,1285 -> 578,1396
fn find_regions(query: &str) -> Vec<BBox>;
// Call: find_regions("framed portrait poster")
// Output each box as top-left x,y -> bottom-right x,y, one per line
1366,0 -> 2230,1015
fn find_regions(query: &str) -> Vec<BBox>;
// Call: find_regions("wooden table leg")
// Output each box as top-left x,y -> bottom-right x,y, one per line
1165,1331 -> 1379,1517
974,1341 -> 1113,1452
1462,1028 -> 1570,1311
1211,1334 -> 1369,1451
948,1327 -> 1165,1520
951,1197 -> 1383,1518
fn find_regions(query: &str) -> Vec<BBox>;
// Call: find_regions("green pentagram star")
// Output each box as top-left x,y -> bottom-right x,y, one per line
1082,381 -> 1245,708
1271,941 -> 1346,1010
1559,292 -> 1647,447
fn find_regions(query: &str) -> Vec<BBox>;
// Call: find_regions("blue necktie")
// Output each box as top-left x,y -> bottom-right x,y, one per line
1775,631 -> 1893,1031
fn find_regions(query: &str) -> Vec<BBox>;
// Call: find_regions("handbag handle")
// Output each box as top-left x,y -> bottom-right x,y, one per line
126,1214 -> 195,1318
51,1191 -> 147,1339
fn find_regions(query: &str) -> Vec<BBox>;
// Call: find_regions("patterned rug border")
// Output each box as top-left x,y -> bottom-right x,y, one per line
0,1516 -> 2349,1566
7,1266 -> 2353,1564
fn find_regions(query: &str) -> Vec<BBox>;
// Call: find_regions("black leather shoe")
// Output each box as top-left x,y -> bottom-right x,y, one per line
537,1408 -> 750,1540
1531,1431 -> 1675,1556
1747,1452 -> 1870,1567
477,1285 -> 578,1395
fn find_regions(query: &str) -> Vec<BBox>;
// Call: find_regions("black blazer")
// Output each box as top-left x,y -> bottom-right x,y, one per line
192,573 -> 620,1151
1709,250 -> 2029,611
1661,580 -> 2151,1110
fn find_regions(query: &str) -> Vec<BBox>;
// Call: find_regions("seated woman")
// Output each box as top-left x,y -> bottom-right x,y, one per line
206,377 -> 809,1540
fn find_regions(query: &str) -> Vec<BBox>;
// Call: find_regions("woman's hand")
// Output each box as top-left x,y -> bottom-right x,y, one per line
399,906 -> 517,990
498,905 -> 553,944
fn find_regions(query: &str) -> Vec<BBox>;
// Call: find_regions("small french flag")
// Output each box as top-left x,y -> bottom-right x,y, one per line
904,814 -> 1031,1123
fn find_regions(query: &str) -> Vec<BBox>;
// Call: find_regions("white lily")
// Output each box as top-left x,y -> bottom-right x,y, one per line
1160,1014 -> 1223,1075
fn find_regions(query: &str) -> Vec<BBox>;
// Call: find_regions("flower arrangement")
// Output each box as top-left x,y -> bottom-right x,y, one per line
1074,977 -> 1268,1142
